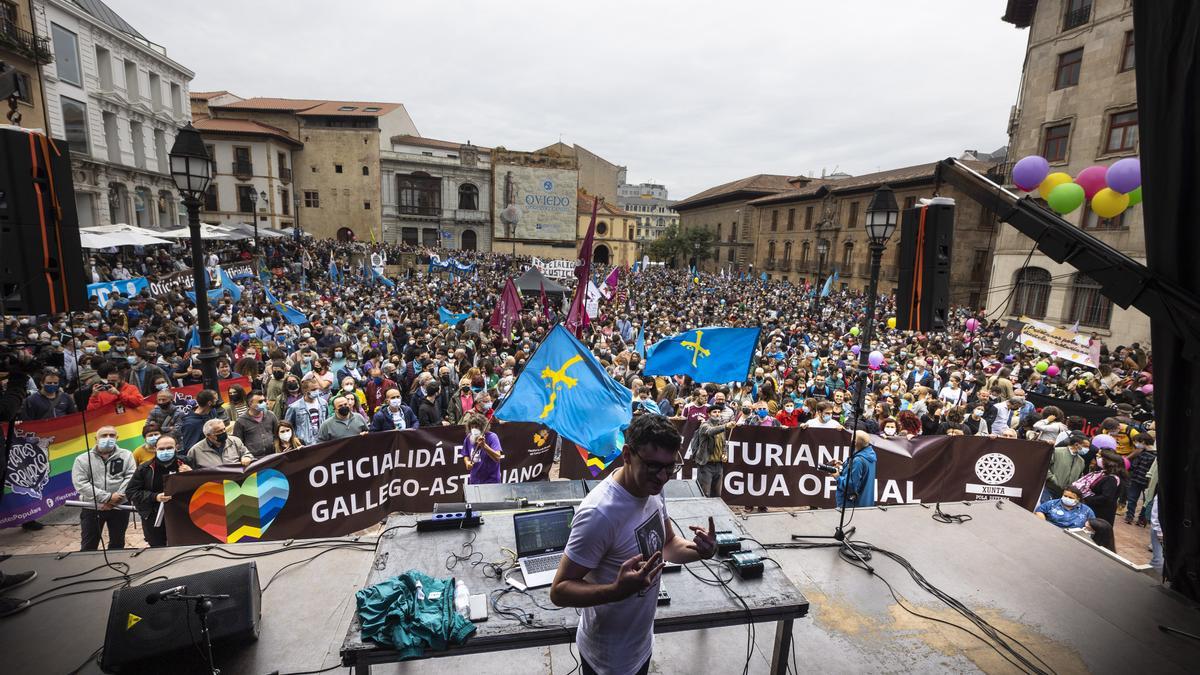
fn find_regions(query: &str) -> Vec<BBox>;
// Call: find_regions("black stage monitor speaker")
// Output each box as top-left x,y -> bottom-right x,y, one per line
101,562 -> 261,672
895,201 -> 954,332
0,127 -> 87,315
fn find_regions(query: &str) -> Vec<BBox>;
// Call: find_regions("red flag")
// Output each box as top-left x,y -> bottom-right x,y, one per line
540,281 -> 553,321
565,197 -> 599,337
490,278 -> 523,338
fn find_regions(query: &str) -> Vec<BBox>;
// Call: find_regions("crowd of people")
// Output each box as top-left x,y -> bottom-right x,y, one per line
0,235 -> 1161,569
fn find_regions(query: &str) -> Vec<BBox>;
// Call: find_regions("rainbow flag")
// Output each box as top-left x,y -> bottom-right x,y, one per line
1,378 -> 248,528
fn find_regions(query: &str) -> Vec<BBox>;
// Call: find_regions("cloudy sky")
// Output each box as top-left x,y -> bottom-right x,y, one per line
109,0 -> 1028,199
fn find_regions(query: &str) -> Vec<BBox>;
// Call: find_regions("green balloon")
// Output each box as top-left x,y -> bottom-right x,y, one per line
1127,186 -> 1142,207
1036,361 -> 1049,373
1047,182 -> 1085,214
850,326 -> 860,336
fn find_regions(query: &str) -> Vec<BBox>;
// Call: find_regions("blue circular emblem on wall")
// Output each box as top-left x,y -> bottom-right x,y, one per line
543,179 -> 554,192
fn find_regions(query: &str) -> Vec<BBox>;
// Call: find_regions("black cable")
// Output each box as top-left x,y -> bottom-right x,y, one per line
932,502 -> 972,524
673,517 -> 755,675
270,663 -> 344,675
64,645 -> 102,675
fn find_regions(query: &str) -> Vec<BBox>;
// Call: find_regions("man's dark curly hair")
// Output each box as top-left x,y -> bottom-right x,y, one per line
625,413 -> 682,454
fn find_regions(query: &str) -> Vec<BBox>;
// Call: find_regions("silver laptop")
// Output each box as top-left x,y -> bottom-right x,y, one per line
514,506 -> 575,589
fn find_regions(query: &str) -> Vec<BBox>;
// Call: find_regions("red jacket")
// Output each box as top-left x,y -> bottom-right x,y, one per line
87,382 -> 146,411
775,409 -> 803,428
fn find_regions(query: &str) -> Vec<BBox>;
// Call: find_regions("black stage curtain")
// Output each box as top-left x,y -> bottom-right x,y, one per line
1133,1 -> 1200,601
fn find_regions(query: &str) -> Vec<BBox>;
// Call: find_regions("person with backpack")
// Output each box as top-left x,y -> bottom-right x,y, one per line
1075,449 -> 1126,526
1125,435 -> 1156,526
1042,431 -> 1089,504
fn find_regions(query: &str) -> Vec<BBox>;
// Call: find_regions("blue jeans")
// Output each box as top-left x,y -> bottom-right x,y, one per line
1149,529 -> 1163,570
1125,486 -> 1145,520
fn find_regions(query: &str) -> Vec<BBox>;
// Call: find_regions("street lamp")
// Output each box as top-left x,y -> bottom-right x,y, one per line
815,236 -> 830,317
293,192 -> 301,241
168,123 -> 219,392
247,188 -> 259,252
852,183 -> 899,416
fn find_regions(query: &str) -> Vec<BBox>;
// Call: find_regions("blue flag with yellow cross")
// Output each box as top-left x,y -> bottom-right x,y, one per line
494,325 -> 632,465
642,326 -> 761,383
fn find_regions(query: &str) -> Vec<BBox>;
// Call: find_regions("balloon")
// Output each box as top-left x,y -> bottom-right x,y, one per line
1074,166 -> 1109,200
1091,188 -> 1130,219
868,350 -> 884,368
1035,361 -> 1049,373
1092,434 -> 1117,450
1047,182 -> 1085,214
1004,354 -> 1015,363
1046,365 -> 1060,377
1037,172 -> 1072,198
964,318 -> 980,332
98,340 -> 110,353
849,326 -> 860,337
1127,186 -> 1142,207
1012,155 -> 1050,191
887,317 -> 896,330
850,344 -> 861,355
1105,157 -> 1141,194
1140,384 -> 1154,395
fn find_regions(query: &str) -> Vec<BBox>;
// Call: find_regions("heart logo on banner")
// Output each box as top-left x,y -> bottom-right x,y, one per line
188,469 -> 290,543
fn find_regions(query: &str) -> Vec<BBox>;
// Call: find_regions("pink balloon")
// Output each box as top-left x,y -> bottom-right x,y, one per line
1046,365 -> 1060,377
868,350 -> 885,367
1140,384 -> 1154,395
964,318 -> 980,332
1075,166 -> 1109,200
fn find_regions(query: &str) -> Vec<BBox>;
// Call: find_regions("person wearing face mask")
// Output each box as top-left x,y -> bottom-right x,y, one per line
174,389 -> 230,454
71,425 -> 136,551
461,413 -> 503,484
830,431 -> 877,508
317,395 -> 369,441
126,434 -> 193,547
146,389 -> 181,437
187,419 -> 253,468
337,351 -> 366,384
223,384 -> 250,422
19,369 -> 76,420
1035,486 -> 1095,529
127,349 -> 169,396
967,403 -> 991,436
329,376 -> 366,417
880,418 -> 900,438
86,364 -> 146,411
233,393 -> 280,458
803,401 -> 844,430
362,367 -> 397,416
744,401 -> 781,427
131,421 -> 164,465
370,388 -> 418,431
692,405 -> 736,498
274,420 -> 305,452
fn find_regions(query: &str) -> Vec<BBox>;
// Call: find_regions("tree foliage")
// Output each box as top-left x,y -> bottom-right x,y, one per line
645,225 -> 717,266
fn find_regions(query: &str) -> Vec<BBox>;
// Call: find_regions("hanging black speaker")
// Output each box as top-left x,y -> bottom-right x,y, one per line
0,127 -> 87,315
895,201 -> 954,332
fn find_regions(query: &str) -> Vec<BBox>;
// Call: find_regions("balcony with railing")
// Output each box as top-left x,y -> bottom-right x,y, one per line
232,160 -> 253,178
765,259 -> 776,271
0,21 -> 53,64
452,209 -> 487,222
397,204 -> 441,218
1063,4 -> 1091,31
279,167 -> 292,184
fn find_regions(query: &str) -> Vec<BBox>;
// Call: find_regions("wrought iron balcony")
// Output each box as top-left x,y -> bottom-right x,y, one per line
0,21 -> 53,65
232,160 -> 254,177
1063,5 -> 1091,31
279,167 -> 292,183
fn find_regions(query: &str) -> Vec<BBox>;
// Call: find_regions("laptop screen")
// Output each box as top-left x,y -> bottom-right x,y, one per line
514,506 -> 574,557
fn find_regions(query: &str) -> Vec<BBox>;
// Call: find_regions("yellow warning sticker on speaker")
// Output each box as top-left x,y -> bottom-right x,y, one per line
127,613 -> 142,630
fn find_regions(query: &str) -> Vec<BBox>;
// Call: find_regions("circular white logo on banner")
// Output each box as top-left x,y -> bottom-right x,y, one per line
974,453 -> 1015,485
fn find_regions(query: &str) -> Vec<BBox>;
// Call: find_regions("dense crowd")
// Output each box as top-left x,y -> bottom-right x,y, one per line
0,236 -> 1161,568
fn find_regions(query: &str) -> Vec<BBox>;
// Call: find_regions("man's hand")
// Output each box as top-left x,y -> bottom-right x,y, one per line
178,463 -> 192,472
110,493 -> 125,504
613,551 -> 664,598
689,516 -> 717,559
156,492 -> 172,503
241,456 -> 252,467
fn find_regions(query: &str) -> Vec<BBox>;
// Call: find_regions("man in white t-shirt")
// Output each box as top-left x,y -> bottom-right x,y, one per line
550,415 -> 718,675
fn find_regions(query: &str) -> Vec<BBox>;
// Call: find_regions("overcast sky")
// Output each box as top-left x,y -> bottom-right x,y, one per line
108,0 -> 1028,199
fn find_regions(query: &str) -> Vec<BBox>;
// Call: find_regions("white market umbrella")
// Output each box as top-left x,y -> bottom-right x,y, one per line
158,223 -> 246,240
80,230 -> 173,248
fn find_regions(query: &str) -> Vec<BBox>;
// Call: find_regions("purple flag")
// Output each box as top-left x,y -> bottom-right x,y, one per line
565,198 -> 599,337
490,278 -> 523,338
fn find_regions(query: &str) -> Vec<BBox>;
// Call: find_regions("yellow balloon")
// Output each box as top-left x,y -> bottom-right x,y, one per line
887,317 -> 897,329
1037,172 -> 1072,198
1091,188 -> 1130,219
97,340 -> 111,353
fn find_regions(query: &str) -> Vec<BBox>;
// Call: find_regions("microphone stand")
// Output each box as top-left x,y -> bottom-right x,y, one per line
162,592 -> 230,674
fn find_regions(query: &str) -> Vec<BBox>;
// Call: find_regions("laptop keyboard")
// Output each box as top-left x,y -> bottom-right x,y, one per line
525,553 -> 562,573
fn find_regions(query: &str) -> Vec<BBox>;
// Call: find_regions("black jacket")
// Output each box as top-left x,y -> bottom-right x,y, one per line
127,456 -> 193,519
417,398 -> 441,428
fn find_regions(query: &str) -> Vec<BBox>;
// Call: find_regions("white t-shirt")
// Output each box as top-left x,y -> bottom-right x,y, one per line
564,475 -> 666,675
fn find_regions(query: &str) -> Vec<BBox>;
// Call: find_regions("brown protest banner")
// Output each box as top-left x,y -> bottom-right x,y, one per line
560,426 -> 1052,511
164,423 -> 556,545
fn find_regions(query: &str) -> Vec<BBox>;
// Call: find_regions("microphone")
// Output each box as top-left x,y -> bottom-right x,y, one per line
146,585 -> 187,604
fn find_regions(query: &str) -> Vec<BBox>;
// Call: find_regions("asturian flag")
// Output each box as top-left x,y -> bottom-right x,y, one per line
642,326 -> 762,384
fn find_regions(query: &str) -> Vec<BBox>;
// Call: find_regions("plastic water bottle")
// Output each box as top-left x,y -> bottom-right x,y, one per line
455,580 -> 470,618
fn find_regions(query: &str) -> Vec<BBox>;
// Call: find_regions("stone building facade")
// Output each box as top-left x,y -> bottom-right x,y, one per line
672,174 -> 796,272
991,0 -> 1146,346
617,182 -> 678,254
1,0 -> 53,132
577,188 -> 638,269
380,135 -> 492,251
195,94 -> 418,241
747,161 -> 1001,308
34,0 -> 193,229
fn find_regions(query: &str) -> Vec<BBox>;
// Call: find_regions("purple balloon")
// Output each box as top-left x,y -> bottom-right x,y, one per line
1106,158 -> 1141,194
868,350 -> 885,367
1092,434 -> 1117,450
1012,155 -> 1050,191
851,344 -> 861,355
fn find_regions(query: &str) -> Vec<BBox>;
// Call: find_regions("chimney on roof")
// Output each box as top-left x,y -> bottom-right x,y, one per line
787,175 -> 811,188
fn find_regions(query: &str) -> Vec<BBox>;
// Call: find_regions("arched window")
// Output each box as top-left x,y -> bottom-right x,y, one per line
727,248 -> 735,262
1010,267 -> 1051,319
717,223 -> 723,240
729,224 -> 737,242
1068,273 -> 1112,328
461,229 -> 478,251
783,241 -> 792,262
801,241 -> 811,263
767,240 -> 776,260
842,242 -> 854,267
458,183 -> 478,210
593,244 -> 610,265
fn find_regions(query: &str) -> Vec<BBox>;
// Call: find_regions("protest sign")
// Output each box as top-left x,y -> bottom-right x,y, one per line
163,423 -> 557,545
1018,316 -> 1098,367
531,257 -> 578,281
87,277 -> 149,304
